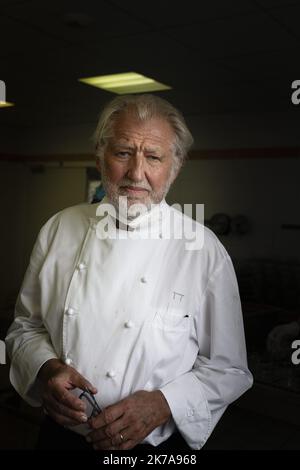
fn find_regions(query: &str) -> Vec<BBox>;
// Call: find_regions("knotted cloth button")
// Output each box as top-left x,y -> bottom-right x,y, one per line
106,370 -> 116,378
66,307 -> 76,316
77,262 -> 87,271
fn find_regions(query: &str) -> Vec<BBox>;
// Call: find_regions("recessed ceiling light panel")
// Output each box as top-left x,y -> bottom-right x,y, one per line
0,101 -> 14,108
79,72 -> 171,94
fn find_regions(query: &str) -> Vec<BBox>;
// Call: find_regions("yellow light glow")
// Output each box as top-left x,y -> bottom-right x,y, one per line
79,72 -> 171,94
0,101 -> 14,108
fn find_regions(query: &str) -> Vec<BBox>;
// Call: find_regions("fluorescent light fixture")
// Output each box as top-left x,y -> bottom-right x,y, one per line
0,101 -> 14,108
79,72 -> 171,94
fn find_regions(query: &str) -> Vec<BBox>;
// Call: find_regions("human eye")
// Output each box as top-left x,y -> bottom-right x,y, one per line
116,150 -> 131,158
147,155 -> 161,161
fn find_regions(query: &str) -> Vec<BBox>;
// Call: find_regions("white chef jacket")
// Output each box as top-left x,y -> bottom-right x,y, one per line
6,196 -> 253,450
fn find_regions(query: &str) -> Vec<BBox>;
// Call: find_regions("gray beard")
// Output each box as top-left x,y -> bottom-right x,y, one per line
99,162 -> 174,221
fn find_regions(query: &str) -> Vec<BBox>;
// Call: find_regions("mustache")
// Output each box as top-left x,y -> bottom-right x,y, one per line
118,180 -> 151,191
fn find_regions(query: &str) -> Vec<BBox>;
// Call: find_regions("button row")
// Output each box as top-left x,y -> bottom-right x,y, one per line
76,263 -> 149,285
64,263 -> 144,381
65,307 -> 135,330
64,356 -> 117,380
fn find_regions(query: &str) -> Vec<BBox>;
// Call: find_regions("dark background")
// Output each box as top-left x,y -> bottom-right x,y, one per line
0,0 -> 300,451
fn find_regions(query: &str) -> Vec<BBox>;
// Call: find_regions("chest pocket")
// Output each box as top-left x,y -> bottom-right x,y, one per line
150,307 -> 192,332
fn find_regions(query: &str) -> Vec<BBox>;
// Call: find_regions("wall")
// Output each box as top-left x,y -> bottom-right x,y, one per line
0,162 -> 86,312
1,106 -> 300,315
167,157 -> 300,261
0,154 -> 299,314
2,110 -> 300,156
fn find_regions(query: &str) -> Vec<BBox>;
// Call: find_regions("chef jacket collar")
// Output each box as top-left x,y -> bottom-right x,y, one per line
94,195 -> 169,237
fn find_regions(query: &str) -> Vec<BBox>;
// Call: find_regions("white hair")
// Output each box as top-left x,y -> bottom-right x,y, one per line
93,94 -> 194,173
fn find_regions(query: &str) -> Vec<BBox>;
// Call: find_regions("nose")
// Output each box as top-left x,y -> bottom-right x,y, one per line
126,154 -> 145,182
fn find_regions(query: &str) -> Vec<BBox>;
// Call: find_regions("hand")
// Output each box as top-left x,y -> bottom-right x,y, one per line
267,321 -> 300,359
37,358 -> 97,427
86,390 -> 171,450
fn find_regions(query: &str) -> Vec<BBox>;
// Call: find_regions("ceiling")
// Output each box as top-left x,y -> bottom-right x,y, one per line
1,0 -> 300,131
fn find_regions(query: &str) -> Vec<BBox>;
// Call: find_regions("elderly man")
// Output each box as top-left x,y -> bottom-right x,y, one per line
6,94 -> 252,452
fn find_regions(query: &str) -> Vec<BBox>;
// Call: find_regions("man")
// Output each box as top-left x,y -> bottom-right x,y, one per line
6,94 -> 252,451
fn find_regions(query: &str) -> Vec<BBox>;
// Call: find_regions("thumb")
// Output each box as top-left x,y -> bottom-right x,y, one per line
83,382 -> 98,395
70,368 -> 97,394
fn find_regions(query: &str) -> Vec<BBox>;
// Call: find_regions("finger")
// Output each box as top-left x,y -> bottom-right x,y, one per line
52,387 -> 85,412
92,437 -> 118,450
119,439 -> 136,451
88,414 -> 129,443
71,374 -> 98,395
112,421 -> 146,448
89,401 -> 125,431
86,426 -> 107,444
110,427 -> 131,447
94,435 -> 136,451
45,405 -> 85,428
45,395 -> 88,424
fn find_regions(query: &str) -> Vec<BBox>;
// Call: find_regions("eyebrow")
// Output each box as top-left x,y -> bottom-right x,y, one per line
113,142 -> 162,154
112,142 -> 134,150
144,147 -> 161,154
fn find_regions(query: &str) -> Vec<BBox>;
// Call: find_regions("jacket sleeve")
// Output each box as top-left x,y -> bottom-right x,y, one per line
5,216 -> 60,407
159,255 -> 253,449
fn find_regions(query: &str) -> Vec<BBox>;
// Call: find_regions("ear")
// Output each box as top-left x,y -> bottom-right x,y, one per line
170,164 -> 181,184
95,156 -> 101,174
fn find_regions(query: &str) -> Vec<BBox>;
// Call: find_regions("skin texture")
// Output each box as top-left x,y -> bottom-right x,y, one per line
38,359 -> 171,449
86,390 -> 171,451
96,111 -> 180,214
38,359 -> 97,426
38,113 -> 180,449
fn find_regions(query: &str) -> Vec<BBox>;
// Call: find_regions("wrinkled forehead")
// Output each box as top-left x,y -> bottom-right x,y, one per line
108,110 -> 176,151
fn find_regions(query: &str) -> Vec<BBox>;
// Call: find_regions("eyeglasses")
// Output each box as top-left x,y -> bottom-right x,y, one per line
79,389 -> 102,418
